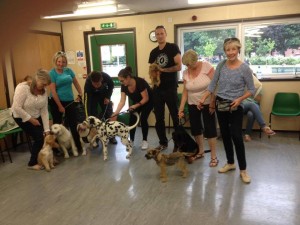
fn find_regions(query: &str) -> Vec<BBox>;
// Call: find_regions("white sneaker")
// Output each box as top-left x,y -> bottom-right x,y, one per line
141,140 -> 149,150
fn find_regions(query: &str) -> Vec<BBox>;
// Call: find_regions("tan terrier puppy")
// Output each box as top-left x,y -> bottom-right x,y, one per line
145,148 -> 188,182
38,134 -> 60,172
149,63 -> 161,88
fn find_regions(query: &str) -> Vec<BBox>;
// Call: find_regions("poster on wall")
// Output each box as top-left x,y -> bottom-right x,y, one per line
66,51 -> 75,64
76,50 -> 84,61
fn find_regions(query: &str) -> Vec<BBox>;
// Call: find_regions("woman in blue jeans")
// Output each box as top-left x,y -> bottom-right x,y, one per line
243,97 -> 275,141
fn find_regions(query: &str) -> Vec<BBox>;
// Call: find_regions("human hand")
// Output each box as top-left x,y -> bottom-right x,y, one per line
197,97 -> 205,110
58,106 -> 65,113
103,98 -> 110,104
29,118 -> 41,126
178,110 -> 184,119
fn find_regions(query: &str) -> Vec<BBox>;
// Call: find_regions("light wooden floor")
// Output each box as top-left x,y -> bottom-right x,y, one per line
0,128 -> 300,225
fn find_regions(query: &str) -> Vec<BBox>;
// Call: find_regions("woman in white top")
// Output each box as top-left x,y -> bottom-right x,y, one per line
12,69 -> 51,170
179,49 -> 218,167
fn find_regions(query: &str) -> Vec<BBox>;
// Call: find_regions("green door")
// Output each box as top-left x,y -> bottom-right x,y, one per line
84,29 -> 137,123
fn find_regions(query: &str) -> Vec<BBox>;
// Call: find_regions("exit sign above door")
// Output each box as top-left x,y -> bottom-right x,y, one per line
100,23 -> 117,29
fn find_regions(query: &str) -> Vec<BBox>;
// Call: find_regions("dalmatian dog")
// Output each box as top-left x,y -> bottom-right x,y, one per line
87,112 -> 140,161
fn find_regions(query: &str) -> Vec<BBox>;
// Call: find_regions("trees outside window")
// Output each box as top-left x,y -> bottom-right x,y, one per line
178,18 -> 300,80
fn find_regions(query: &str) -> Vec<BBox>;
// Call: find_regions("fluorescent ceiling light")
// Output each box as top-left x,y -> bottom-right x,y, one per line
42,4 -> 117,19
77,1 -> 116,8
75,5 -> 117,15
188,0 -> 225,4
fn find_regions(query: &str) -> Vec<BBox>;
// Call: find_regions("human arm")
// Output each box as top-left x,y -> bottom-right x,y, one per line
40,93 -> 50,133
178,81 -> 188,119
160,53 -> 182,72
49,82 -> 65,113
12,84 -> 42,126
111,91 -> 126,117
73,76 -> 83,100
129,89 -> 149,111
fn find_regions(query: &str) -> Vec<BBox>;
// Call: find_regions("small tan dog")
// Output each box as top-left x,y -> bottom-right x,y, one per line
38,134 -> 60,172
149,63 -> 161,88
145,148 -> 188,182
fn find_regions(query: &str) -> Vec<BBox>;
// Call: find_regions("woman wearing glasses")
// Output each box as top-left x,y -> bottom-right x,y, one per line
199,38 -> 255,183
49,51 -> 83,153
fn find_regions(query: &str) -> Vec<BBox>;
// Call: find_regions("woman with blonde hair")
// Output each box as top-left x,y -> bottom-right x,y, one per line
12,69 -> 51,170
179,49 -> 218,167
199,38 -> 256,183
48,51 -> 83,153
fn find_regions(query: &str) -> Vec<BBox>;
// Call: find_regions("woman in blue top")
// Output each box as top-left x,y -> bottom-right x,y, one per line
49,51 -> 83,152
199,38 -> 255,183
112,66 -> 153,150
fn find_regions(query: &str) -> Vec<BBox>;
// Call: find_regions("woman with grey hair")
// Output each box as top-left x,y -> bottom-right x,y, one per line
179,49 -> 218,167
199,38 -> 256,183
12,69 -> 51,170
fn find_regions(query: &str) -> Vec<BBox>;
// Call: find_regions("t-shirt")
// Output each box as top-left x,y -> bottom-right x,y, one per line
183,61 -> 213,105
49,67 -> 75,101
148,42 -> 181,89
121,77 -> 152,104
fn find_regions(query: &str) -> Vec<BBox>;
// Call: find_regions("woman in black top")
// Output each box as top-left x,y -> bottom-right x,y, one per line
112,66 -> 153,150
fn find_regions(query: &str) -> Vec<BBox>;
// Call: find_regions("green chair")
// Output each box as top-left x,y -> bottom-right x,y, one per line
269,92 -> 300,140
0,133 -> 12,163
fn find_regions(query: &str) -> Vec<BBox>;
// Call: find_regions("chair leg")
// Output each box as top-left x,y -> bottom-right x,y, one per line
0,146 -> 5,163
268,113 -> 272,139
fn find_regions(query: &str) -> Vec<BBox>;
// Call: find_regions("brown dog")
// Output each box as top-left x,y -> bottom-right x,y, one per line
149,63 -> 161,88
38,134 -> 60,172
77,121 -> 99,155
145,148 -> 188,182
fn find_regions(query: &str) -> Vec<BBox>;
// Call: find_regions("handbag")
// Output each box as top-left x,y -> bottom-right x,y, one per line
216,99 -> 237,112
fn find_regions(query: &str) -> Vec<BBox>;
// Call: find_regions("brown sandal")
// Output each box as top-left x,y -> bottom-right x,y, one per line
209,158 -> 219,167
191,152 -> 204,161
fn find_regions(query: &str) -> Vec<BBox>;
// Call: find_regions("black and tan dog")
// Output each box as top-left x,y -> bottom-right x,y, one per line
145,148 -> 188,183
172,126 -> 211,163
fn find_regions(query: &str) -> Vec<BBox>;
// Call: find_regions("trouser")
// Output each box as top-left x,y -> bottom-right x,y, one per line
217,106 -> 247,170
129,101 -> 153,141
153,87 -> 179,146
243,102 -> 266,135
13,117 -> 44,166
49,98 -> 82,151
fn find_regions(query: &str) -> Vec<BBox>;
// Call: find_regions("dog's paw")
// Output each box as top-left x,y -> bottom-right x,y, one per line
161,178 -> 167,183
103,156 -> 108,161
82,150 -> 87,156
73,152 -> 79,157
126,154 -> 131,159
64,154 -> 70,159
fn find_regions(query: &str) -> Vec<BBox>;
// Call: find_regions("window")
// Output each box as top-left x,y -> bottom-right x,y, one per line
177,17 -> 300,80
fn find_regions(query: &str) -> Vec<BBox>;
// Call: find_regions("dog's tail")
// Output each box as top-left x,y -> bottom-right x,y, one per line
127,112 -> 140,131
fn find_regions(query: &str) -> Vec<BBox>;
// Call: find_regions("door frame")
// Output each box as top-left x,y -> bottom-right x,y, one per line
83,28 -> 138,79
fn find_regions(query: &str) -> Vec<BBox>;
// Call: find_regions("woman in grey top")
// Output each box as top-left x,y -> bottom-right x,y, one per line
199,38 -> 255,183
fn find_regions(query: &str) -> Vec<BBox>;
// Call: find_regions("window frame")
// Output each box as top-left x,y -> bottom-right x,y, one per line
176,16 -> 300,82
